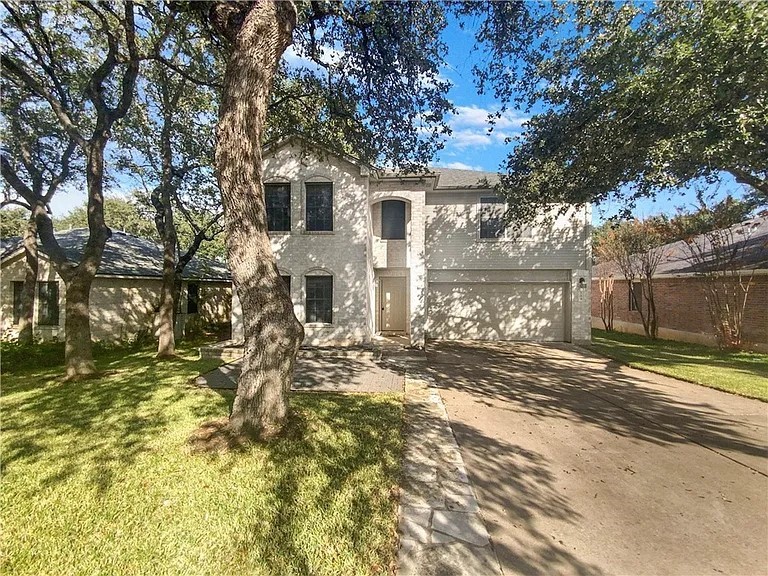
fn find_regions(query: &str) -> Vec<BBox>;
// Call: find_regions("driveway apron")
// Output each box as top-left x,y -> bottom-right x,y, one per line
427,341 -> 768,576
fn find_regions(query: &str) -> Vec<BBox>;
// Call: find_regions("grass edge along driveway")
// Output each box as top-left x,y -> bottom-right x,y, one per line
588,329 -> 768,401
0,343 -> 404,576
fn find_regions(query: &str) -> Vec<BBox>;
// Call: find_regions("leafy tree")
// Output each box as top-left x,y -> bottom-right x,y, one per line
594,219 -> 669,339
0,207 -> 31,238
1,42 -> 80,345
2,0 -> 141,377
116,11 -> 224,357
54,194 -> 158,239
167,0 -> 526,438
497,0 -> 768,223
667,194 -> 762,348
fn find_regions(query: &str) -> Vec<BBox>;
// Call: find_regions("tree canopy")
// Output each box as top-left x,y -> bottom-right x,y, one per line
497,0 -> 768,223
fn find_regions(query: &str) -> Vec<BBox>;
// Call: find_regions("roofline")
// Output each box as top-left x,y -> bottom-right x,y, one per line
1,247 -> 229,281
263,134 -> 376,172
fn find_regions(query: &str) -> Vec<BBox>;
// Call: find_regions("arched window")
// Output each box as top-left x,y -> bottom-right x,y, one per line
381,199 -> 406,239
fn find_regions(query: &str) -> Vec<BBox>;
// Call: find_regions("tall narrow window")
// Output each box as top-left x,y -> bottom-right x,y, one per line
12,281 -> 24,325
305,182 -> 333,231
381,200 -> 406,239
187,283 -> 199,314
265,183 -> 291,232
305,275 -> 333,323
37,281 -> 59,326
628,281 -> 642,311
480,196 -> 505,239
281,275 -> 291,294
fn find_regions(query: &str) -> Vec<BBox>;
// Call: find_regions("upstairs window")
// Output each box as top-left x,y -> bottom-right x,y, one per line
281,275 -> 291,294
381,200 -> 406,239
265,183 -> 291,232
305,275 -> 333,323
305,182 -> 333,232
479,196 -> 506,239
12,281 -> 24,325
37,281 -> 59,326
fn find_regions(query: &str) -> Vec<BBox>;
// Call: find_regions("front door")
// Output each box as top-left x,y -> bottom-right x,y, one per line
380,277 -> 407,332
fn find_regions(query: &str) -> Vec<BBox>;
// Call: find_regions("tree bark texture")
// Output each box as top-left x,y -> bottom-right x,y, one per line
215,1 -> 303,438
17,213 -> 39,345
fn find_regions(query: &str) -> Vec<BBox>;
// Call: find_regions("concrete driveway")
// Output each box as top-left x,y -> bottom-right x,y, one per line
427,341 -> 768,575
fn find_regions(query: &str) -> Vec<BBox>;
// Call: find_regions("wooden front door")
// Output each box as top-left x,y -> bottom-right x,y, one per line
380,277 -> 407,332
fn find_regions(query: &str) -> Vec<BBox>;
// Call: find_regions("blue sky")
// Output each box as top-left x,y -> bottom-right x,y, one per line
46,14 -> 748,225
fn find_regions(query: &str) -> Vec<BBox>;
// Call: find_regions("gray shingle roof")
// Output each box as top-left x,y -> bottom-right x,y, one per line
379,167 -> 500,189
1,229 -> 230,281
594,216 -> 768,277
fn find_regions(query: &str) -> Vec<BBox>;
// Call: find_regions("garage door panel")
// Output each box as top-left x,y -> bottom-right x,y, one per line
428,282 -> 567,341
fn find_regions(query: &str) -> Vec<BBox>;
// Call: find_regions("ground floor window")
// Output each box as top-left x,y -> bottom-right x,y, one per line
37,281 -> 59,326
187,283 -> 200,314
12,281 -> 24,324
305,275 -> 333,323
281,275 -> 291,293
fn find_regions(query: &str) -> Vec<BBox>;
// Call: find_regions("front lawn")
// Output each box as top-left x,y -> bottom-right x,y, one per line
589,329 -> 768,401
1,343 -> 403,576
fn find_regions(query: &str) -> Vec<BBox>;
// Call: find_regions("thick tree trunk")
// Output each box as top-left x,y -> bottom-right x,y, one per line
216,1 -> 303,439
60,140 -> 110,379
17,213 -> 39,345
156,226 -> 177,357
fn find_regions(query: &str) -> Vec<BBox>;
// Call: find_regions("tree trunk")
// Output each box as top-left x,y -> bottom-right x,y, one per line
216,1 -> 303,439
17,213 -> 39,345
60,140 -> 110,379
155,225 -> 177,357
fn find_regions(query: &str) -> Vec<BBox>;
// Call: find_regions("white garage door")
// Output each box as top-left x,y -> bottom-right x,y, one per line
428,282 -> 568,341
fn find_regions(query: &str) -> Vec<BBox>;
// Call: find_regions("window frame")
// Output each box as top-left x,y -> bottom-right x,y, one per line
37,281 -> 60,326
381,199 -> 407,240
281,275 -> 291,295
304,182 -> 334,233
304,274 -> 333,324
264,182 -> 292,233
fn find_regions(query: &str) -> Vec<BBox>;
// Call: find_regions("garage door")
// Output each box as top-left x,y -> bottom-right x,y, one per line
428,282 -> 568,341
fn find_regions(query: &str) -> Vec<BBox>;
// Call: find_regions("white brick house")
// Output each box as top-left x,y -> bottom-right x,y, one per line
231,139 -> 592,347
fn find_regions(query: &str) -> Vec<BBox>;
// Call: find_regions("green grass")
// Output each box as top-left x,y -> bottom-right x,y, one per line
1,343 -> 404,576
589,329 -> 768,401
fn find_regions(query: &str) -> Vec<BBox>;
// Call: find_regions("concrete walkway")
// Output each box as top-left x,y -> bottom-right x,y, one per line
398,369 -> 501,575
427,341 -> 768,575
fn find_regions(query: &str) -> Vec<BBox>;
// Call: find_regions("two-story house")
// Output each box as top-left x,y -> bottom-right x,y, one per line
231,139 -> 592,347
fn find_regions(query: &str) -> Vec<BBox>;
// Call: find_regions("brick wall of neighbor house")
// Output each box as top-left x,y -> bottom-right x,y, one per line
261,143 -> 371,345
591,276 -> 768,349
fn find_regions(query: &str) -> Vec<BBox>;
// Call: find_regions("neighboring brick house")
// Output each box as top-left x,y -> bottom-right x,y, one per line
0,229 -> 232,342
231,138 -> 593,347
591,216 -> 768,351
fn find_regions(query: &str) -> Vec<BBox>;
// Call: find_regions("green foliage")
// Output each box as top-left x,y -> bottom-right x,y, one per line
1,344 -> 403,575
498,0 -> 768,223
0,207 -> 29,237
591,329 -> 768,401
54,194 -> 158,239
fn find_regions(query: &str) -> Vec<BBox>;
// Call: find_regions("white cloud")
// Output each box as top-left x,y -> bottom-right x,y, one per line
282,44 -> 344,71
433,161 -> 484,171
445,104 -> 528,149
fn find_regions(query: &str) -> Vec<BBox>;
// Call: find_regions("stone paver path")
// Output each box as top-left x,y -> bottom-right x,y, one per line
398,369 -> 501,576
195,357 -> 404,393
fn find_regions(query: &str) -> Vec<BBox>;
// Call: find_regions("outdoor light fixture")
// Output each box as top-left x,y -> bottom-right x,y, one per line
579,277 -> 586,288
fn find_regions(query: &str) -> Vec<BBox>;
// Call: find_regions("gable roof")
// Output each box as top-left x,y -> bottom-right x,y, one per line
1,229 -> 230,281
594,215 -> 768,278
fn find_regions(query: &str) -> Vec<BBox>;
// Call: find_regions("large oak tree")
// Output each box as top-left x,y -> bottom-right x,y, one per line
496,0 -> 768,223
